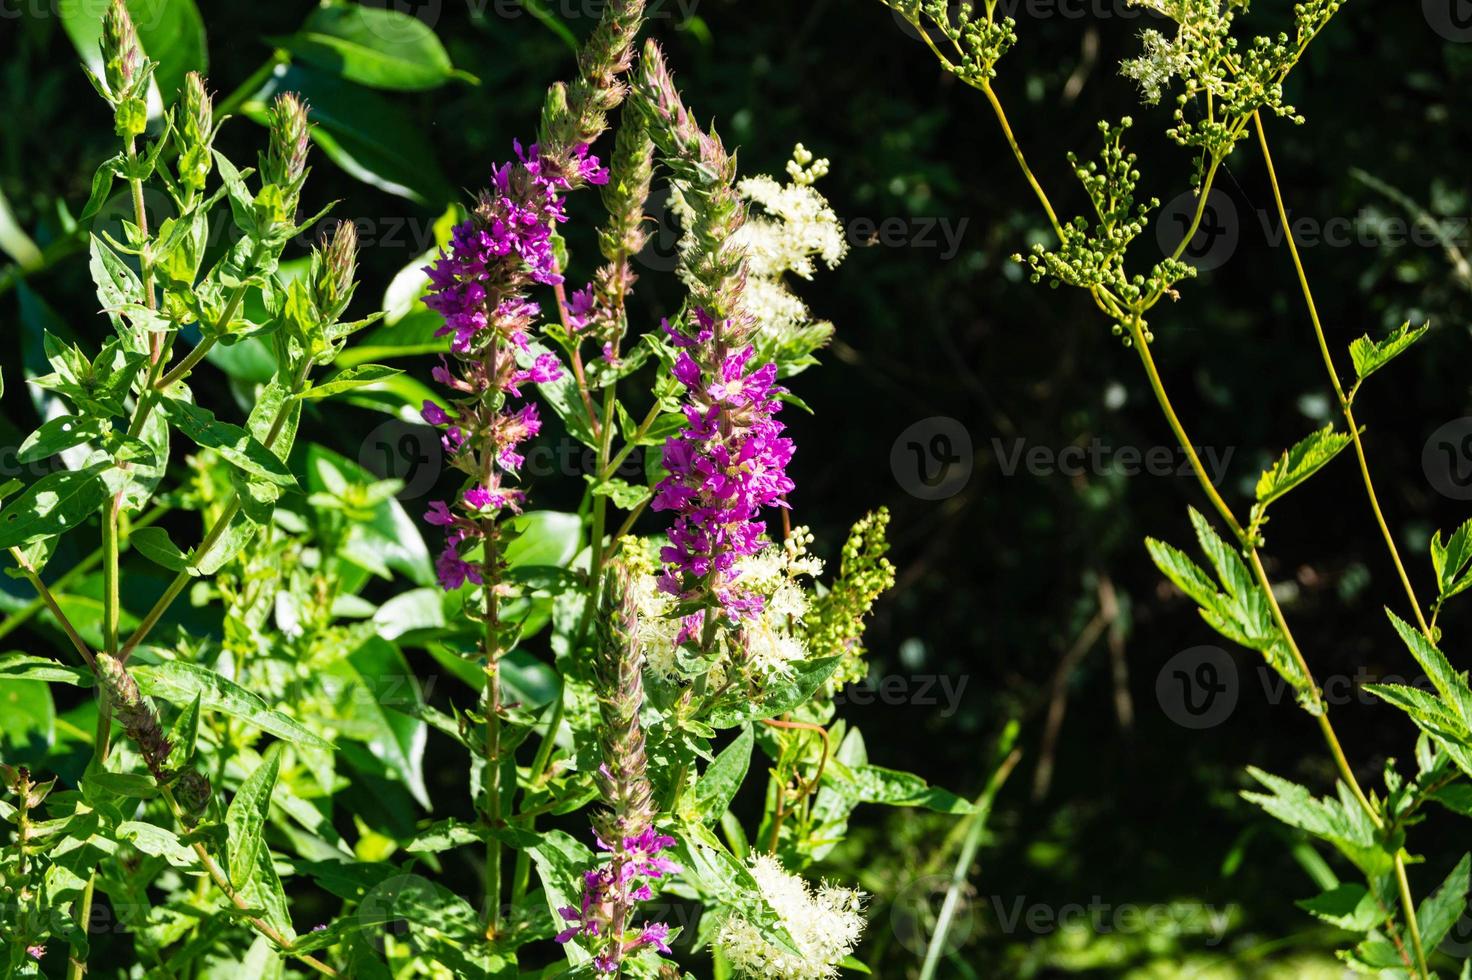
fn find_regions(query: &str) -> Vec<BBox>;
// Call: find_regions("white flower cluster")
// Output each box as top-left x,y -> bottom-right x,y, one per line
716,854 -> 866,980
625,530 -> 824,682
1120,29 -> 1192,105
735,528 -> 824,679
674,144 -> 847,352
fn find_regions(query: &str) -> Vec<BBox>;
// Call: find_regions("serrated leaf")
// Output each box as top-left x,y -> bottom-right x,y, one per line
706,657 -> 842,728
1349,322 -> 1428,383
1255,424 -> 1352,509
117,821 -> 195,868
1297,883 -> 1379,931
1432,519 -> 1472,603
1417,853 -> 1471,950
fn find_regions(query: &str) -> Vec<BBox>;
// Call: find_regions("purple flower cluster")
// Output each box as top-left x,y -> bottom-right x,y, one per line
420,142 -> 607,591
556,828 -> 679,971
651,308 -> 795,621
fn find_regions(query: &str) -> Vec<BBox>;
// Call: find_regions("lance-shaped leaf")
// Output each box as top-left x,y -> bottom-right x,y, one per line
270,5 -> 473,92
132,661 -> 332,749
226,743 -> 282,890
295,364 -> 403,402
1255,424 -> 1352,510
0,467 -> 109,551
689,725 -> 754,823
17,416 -> 108,464
1349,322 -> 1428,384
163,398 -> 298,488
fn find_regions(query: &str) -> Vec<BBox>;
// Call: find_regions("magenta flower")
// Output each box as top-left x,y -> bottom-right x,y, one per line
652,309 -> 794,622
556,829 -> 680,971
419,141 -> 604,592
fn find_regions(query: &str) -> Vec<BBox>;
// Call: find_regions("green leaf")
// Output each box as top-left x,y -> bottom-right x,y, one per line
296,364 -> 404,401
0,654 -> 93,687
0,679 -> 54,756
1431,519 -> 1472,603
163,399 -> 298,488
17,417 -> 107,464
1386,611 -> 1472,725
590,477 -> 652,511
1241,767 -> 1388,877
271,4 -> 471,91
1254,424 -> 1352,509
226,743 -> 282,890
1296,883 -> 1379,931
841,764 -> 977,814
1349,322 -> 1428,384
1417,853 -> 1471,950
245,65 -> 453,205
128,525 -> 192,572
326,636 -> 429,808
59,0 -> 208,101
503,511 -> 583,569
1145,537 -> 1220,612
132,660 -> 332,749
707,657 -> 843,728
0,468 -> 108,551
117,821 -> 195,867
690,725 -> 754,823
306,444 -> 433,586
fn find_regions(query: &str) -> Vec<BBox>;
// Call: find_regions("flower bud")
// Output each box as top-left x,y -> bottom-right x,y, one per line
311,220 -> 359,322
263,93 -> 311,191
174,769 -> 212,819
176,71 -> 215,194
96,653 -> 172,778
101,0 -> 141,100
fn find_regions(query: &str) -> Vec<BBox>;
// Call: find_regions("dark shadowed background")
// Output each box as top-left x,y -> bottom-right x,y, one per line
3,0 -> 1472,974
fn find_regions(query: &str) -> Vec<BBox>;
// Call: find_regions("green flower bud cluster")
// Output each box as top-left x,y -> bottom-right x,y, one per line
98,0 -> 151,139
806,509 -> 897,689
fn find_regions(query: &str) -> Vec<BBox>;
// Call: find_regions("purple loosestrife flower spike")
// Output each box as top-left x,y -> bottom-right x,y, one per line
557,565 -> 679,972
652,311 -> 795,624
421,140 -> 614,591
539,0 -> 648,182
633,40 -> 751,332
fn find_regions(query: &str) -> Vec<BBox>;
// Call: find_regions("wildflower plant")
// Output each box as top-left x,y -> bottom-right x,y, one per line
880,0 -> 1472,974
0,1 -> 970,977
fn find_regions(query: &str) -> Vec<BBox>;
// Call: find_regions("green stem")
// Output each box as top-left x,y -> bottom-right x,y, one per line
6,547 -> 97,669
918,733 -> 1021,980
119,357 -> 309,663
1252,111 -> 1431,637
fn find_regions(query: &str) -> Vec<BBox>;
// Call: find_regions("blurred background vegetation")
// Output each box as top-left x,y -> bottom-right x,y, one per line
3,1 -> 1471,975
